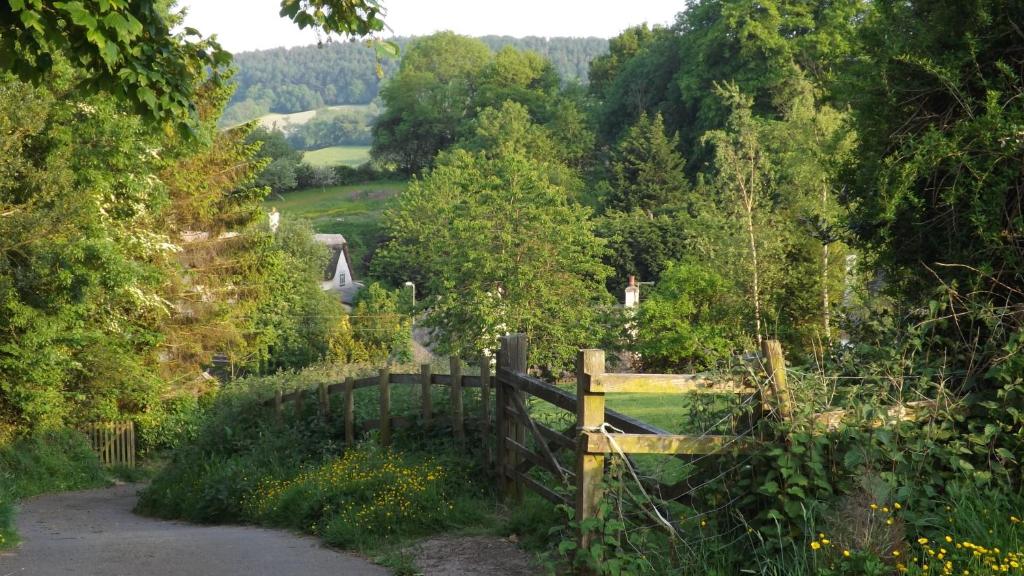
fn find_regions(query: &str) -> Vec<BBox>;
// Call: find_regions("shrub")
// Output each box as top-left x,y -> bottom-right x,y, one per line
0,429 -> 107,497
633,261 -> 750,372
247,446 -> 471,547
135,393 -> 214,455
138,365 -> 491,549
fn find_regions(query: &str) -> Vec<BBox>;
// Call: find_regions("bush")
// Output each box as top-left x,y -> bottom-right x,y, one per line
633,260 -> 750,371
138,366 -> 491,549
332,163 -> 394,186
135,393 -> 214,455
0,429 -> 108,498
247,445 -> 479,547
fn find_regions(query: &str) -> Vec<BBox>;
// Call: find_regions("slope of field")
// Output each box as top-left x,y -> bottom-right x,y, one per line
265,181 -> 406,277
228,104 -> 373,132
302,146 -> 371,168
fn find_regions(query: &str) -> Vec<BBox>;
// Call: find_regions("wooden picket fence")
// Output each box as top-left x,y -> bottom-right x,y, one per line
82,421 -> 136,469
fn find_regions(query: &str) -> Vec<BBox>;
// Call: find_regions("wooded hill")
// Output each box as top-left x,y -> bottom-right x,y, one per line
221,35 -> 609,124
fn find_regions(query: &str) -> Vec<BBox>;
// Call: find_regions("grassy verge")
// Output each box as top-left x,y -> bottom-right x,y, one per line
0,429 -> 109,548
137,366 -> 498,562
265,180 -> 406,277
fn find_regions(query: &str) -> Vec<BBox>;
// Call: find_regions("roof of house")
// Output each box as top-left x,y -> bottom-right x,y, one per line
313,234 -> 347,247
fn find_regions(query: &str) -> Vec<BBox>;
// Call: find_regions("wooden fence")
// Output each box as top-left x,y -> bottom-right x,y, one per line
262,355 -> 493,456
82,421 -> 136,469
261,333 -> 931,555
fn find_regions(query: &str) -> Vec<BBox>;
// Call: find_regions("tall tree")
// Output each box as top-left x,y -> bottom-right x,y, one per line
371,33 -> 492,173
700,84 -> 777,345
844,0 -> 1024,304
0,70 -> 170,428
375,145 -> 611,370
372,32 -> 589,175
592,0 -> 866,160
588,24 -> 658,99
606,112 -> 689,214
591,25 -> 683,146
765,80 -> 855,342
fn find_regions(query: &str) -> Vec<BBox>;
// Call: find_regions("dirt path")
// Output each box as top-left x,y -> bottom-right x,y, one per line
408,535 -> 539,576
0,484 -> 390,576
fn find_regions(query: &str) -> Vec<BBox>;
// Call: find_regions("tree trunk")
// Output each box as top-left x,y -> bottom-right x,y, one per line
743,193 -> 762,346
821,185 -> 831,342
823,242 -> 830,340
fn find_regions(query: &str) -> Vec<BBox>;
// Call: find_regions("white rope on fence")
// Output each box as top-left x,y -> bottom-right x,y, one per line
583,421 -> 679,538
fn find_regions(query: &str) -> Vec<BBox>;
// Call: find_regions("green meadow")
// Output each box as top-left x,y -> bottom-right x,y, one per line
301,145 -> 372,168
265,180 -> 407,277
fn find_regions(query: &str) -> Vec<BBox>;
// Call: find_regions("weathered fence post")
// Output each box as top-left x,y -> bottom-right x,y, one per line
420,363 -> 433,425
274,389 -> 283,425
451,356 -> 464,441
576,348 -> 606,553
479,351 -> 492,466
318,382 -> 330,420
495,341 -> 509,500
344,376 -> 355,446
293,388 -> 304,418
379,367 -> 391,446
505,333 -> 528,502
760,339 -> 792,421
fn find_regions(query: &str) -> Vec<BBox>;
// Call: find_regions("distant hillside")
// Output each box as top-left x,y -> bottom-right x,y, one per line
222,35 -> 608,125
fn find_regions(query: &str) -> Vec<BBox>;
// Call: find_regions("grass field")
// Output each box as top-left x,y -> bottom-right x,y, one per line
302,145 -> 372,168
265,180 -> 406,277
255,104 -> 374,131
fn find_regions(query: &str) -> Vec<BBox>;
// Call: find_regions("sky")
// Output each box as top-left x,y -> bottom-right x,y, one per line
178,1 -> 685,53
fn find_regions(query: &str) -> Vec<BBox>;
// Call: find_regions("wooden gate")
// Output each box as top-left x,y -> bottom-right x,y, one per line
493,334 -> 784,551
83,421 -> 136,468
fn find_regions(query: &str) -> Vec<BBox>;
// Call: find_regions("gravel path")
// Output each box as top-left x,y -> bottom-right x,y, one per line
0,484 -> 390,576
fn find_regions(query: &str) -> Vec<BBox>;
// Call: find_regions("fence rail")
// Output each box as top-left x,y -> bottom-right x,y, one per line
82,421 -> 135,469
261,356 -> 493,454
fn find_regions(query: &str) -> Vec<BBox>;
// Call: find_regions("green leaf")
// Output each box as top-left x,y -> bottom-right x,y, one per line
279,0 -> 301,19
100,40 -> 119,67
374,39 -> 399,58
18,9 -> 44,32
786,486 -> 807,499
137,85 -> 157,111
55,1 -> 98,29
102,12 -> 134,42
